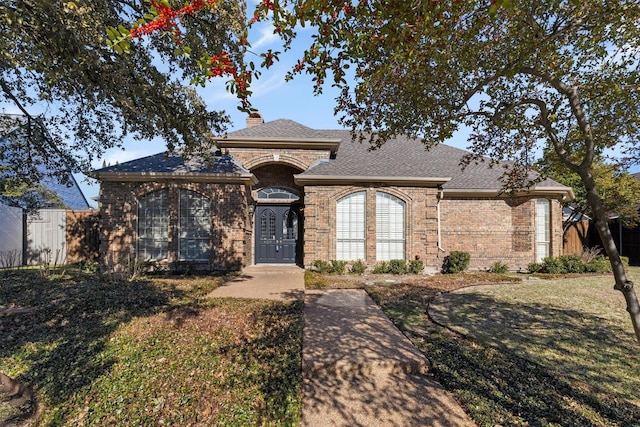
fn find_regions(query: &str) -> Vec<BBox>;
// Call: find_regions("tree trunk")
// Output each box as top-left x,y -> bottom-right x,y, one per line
580,169 -> 640,343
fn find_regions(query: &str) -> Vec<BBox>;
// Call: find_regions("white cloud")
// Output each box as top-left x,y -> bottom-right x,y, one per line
251,24 -> 280,50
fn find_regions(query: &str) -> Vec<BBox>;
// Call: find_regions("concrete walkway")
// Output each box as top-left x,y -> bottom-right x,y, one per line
207,265 -> 305,301
208,266 -> 474,426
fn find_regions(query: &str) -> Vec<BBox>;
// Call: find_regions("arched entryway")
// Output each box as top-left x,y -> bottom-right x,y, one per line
250,158 -> 305,264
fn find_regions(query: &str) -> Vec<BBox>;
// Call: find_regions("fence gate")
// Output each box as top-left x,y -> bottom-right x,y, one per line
26,209 -> 67,265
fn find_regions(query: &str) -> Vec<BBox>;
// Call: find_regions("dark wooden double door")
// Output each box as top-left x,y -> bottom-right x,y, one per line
256,204 -> 300,264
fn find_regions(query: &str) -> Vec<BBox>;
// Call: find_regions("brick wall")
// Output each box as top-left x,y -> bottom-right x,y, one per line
99,180 -> 251,270
304,189 -> 563,272
227,147 -> 331,171
302,185 -> 440,270
440,196 -> 563,271
252,164 -> 304,198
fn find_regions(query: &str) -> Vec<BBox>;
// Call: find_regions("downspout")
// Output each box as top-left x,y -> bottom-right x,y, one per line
437,188 -> 447,253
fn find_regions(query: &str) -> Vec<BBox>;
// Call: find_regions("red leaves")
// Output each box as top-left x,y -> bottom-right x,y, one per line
209,52 -> 237,77
130,0 -> 218,39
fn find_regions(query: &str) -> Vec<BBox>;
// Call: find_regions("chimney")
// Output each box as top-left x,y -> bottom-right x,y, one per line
246,111 -> 264,128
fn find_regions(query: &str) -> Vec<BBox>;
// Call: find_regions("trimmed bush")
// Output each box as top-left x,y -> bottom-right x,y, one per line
372,261 -> 391,274
409,259 -> 424,274
488,261 -> 509,274
528,262 -> 542,273
442,251 -> 470,274
389,259 -> 408,275
330,260 -> 347,274
312,260 -> 332,274
558,255 -> 585,273
349,259 -> 367,275
540,257 -> 564,274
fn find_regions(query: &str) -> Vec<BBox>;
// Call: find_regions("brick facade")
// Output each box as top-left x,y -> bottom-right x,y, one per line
227,147 -> 331,171
303,185 -> 441,269
99,180 -> 251,270
439,196 -> 563,271
96,120 -> 569,273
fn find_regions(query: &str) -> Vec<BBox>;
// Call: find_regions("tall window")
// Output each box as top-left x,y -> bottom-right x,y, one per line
137,189 -> 169,260
536,199 -> 551,262
376,192 -> 405,261
179,190 -> 211,261
336,192 -> 366,260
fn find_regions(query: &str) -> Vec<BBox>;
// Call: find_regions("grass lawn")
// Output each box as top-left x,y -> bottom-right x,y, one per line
366,267 -> 640,427
0,269 -> 302,426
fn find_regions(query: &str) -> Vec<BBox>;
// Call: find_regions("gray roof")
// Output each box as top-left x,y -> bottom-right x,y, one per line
94,151 -> 251,176
225,119 -> 336,140
230,123 -> 569,194
95,118 -> 572,197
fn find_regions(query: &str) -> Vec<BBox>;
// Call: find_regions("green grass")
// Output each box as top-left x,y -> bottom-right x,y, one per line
368,268 -> 640,427
0,270 -> 302,426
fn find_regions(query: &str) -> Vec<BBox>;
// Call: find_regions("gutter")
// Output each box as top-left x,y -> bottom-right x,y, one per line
294,174 -> 451,187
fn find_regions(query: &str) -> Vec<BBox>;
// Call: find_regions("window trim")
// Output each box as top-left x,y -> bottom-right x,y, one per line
536,198 -> 551,262
376,191 -> 406,261
336,191 -> 366,261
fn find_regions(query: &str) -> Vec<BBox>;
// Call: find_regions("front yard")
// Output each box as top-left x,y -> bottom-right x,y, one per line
0,270 -> 302,426
2,266 -> 640,426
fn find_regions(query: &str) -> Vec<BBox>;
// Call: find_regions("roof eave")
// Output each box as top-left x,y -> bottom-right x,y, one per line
94,171 -> 258,185
294,174 -> 451,187
217,137 -> 342,153
442,186 -> 575,201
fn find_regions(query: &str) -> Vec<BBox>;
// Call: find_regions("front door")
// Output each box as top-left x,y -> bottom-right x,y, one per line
256,204 -> 300,264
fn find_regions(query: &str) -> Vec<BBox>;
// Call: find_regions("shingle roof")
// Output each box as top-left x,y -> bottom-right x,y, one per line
94,151 -> 252,177
230,123 -> 571,194
225,119 -> 328,139
95,118 -> 572,197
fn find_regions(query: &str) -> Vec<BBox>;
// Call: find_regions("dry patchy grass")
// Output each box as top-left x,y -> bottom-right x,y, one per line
0,270 -> 302,426
366,268 -> 640,426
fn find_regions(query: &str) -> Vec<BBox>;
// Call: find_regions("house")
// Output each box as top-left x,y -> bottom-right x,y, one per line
0,114 -> 94,265
94,113 -> 573,272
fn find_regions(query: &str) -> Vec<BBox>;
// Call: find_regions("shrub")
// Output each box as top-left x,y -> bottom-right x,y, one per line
330,260 -> 347,274
585,257 -> 610,273
442,251 -> 470,274
541,257 -> 564,274
389,259 -> 408,275
350,259 -> 367,275
558,255 -> 585,273
528,262 -> 542,273
488,261 -> 509,274
372,261 -> 391,274
408,259 -> 424,274
312,260 -> 332,274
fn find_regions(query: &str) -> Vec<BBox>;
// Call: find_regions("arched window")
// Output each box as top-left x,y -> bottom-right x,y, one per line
137,189 -> 169,260
336,192 -> 366,260
536,199 -> 550,262
376,192 -> 405,261
257,187 -> 300,201
179,190 -> 211,261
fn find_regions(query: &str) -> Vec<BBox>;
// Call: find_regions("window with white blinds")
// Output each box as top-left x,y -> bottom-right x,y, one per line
336,192 -> 366,261
376,192 -> 405,261
137,189 -> 169,260
536,199 -> 550,262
